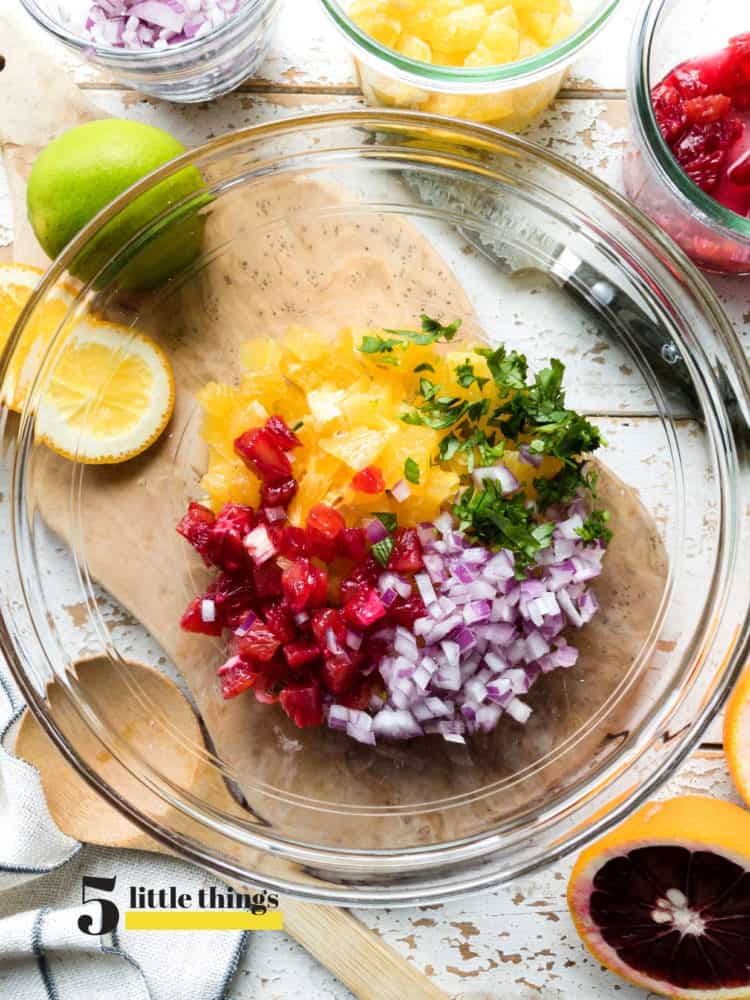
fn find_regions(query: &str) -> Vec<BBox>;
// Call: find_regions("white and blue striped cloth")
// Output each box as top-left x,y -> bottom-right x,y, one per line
0,665 -> 249,1000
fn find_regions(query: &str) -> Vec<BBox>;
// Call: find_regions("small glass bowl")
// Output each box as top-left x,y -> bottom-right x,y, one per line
18,0 -> 282,103
318,0 -> 619,131
625,0 -> 750,275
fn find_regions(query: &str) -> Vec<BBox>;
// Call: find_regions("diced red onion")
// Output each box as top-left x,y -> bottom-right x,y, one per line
328,705 -> 351,731
372,708 -> 422,740
519,444 -> 542,468
243,525 -> 277,565
346,628 -> 363,651
506,698 -> 532,724
233,610 -> 257,637
423,553 -> 447,583
380,588 -> 398,607
378,572 -> 412,599
264,506 -> 286,523
365,518 -> 388,544
391,479 -> 411,503
476,703 -> 502,731
414,573 -> 437,608
293,611 -> 309,626
472,463 -> 520,494
84,0 -> 244,49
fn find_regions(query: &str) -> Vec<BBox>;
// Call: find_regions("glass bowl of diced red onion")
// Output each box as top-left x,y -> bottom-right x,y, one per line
18,0 -> 282,102
625,0 -> 750,274
5,112 -> 750,904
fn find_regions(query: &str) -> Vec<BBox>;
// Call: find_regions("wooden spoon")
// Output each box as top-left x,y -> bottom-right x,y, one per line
15,657 -> 448,1000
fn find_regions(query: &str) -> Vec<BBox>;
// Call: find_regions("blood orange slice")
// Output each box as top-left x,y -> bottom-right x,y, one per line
568,796 -> 750,999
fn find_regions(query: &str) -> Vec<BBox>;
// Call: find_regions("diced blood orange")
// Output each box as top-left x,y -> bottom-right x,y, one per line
306,503 -> 346,561
232,621 -> 281,663
207,503 -> 256,573
388,527 -> 423,573
388,592 -> 427,627
180,595 -> 223,636
339,556 -> 380,603
351,465 -> 385,494
278,525 -> 308,559
280,683 -> 323,727
212,572 -> 256,629
262,600 -> 297,643
176,502 -> 216,562
234,428 -> 292,482
338,676 -> 383,712
283,639 -> 322,668
343,586 -> 386,628
321,651 -> 359,694
252,559 -> 283,598
311,607 -> 347,649
340,527 -> 367,562
261,477 -> 298,508
219,657 -> 259,700
282,558 -> 315,611
264,415 -> 301,451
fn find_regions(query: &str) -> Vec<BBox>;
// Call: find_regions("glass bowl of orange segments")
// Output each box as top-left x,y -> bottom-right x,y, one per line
2,110 -> 750,905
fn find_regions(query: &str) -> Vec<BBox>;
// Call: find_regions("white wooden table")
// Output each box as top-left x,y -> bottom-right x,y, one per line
4,1 -> 748,997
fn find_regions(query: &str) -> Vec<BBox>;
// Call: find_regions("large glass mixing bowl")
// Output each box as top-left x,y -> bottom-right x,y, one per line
2,111 -> 750,905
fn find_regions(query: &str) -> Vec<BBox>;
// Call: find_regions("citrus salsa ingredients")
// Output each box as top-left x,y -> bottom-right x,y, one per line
568,796 -> 750,999
349,0 -> 576,68
179,318 -> 609,740
83,0 -> 244,49
27,119 -> 205,289
652,32 -> 750,216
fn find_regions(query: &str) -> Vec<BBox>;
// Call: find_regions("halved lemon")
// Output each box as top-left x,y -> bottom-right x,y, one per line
725,669 -> 750,808
0,263 -> 76,411
568,796 -> 750,999
36,318 -> 175,464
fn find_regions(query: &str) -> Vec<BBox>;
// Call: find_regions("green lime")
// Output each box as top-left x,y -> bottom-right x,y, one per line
27,119 -> 206,290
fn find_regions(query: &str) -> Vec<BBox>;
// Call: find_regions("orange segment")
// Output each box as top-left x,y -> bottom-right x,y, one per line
0,263 -> 77,411
36,319 -> 174,465
724,668 -> 750,807
568,796 -> 750,999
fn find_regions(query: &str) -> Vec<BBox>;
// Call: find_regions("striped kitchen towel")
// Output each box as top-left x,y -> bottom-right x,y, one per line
0,665 -> 249,1000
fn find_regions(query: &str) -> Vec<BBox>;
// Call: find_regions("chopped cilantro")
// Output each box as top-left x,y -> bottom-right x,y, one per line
372,535 -> 395,567
413,362 -> 435,374
404,457 -> 420,484
291,420 -> 304,432
372,511 -> 397,533
359,334 -> 403,358
476,345 -> 528,391
455,358 -> 489,391
359,315 -> 462,366
577,509 -> 613,547
453,483 -> 555,575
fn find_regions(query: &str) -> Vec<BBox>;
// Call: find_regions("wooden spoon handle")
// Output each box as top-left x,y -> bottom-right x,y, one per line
283,900 -> 449,1000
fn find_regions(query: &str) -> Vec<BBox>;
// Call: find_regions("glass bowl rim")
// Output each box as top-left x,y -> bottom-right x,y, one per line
318,0 -> 620,91
4,108 -> 750,903
17,0 -> 277,62
628,0 -> 750,242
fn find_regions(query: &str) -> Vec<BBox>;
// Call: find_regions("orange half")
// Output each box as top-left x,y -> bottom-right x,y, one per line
568,796 -> 750,999
724,669 -> 750,808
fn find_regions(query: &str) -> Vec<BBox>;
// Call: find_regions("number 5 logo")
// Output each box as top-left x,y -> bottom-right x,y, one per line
77,876 -> 120,936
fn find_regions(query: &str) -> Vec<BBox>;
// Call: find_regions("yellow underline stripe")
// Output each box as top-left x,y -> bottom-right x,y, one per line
124,910 -> 284,931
